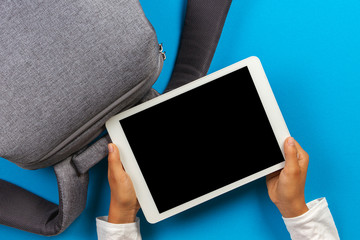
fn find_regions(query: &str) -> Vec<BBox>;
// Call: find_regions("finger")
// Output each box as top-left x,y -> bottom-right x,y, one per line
284,137 -> 300,170
293,139 -> 309,170
292,140 -> 304,157
108,143 -> 125,174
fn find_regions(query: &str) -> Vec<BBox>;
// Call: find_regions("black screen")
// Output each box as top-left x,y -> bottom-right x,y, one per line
120,67 -> 284,213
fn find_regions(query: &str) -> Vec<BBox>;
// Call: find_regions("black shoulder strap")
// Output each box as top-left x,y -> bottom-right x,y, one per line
0,157 -> 88,236
165,0 -> 233,92
0,0 -> 232,235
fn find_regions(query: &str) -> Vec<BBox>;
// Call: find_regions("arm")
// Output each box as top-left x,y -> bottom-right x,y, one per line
266,137 -> 339,239
282,197 -> 339,240
96,144 -> 141,240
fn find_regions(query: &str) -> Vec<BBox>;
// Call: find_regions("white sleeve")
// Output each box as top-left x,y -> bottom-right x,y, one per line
283,198 -> 339,240
96,216 -> 142,240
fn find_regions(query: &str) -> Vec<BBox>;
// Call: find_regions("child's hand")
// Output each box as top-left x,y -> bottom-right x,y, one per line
107,143 -> 140,223
266,137 -> 309,218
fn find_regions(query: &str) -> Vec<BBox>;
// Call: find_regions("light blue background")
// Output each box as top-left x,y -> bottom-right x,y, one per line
1,0 -> 359,239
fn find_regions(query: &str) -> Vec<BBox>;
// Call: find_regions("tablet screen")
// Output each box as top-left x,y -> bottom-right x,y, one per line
119,66 -> 284,213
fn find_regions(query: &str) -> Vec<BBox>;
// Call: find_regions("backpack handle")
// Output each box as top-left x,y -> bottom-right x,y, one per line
0,157 -> 88,236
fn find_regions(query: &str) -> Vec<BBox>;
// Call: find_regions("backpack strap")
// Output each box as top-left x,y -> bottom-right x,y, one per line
165,0 -> 233,92
0,157 -> 88,236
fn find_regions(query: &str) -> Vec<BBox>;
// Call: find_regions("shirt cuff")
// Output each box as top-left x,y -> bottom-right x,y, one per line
96,216 -> 142,240
283,198 -> 339,240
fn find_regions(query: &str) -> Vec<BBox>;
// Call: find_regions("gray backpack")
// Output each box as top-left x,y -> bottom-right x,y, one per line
0,0 -> 232,236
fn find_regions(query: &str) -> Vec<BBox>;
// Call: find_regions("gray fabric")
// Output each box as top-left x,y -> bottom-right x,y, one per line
0,157 -> 88,236
71,88 -> 160,174
0,0 -> 163,169
34,69 -> 162,170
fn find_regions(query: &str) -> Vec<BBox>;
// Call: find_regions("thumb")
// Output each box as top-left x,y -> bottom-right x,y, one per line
284,137 -> 299,170
108,143 -> 125,174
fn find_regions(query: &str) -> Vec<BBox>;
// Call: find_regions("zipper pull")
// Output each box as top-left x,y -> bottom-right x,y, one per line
159,43 -> 166,60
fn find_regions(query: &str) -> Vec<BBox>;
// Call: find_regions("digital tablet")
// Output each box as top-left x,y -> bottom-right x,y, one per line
106,56 -> 290,223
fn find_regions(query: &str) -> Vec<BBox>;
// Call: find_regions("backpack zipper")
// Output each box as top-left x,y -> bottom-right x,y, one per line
159,43 -> 166,60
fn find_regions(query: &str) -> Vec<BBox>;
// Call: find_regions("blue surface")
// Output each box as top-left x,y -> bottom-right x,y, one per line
1,0 -> 359,238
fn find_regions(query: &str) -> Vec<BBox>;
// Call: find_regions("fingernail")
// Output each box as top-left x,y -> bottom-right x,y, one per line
108,144 -> 114,153
287,137 -> 295,146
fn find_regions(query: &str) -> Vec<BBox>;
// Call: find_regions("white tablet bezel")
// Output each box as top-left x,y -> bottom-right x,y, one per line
106,56 -> 290,223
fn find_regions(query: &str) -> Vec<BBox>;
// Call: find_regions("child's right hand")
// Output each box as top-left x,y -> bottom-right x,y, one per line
107,143 -> 140,224
266,137 -> 309,218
